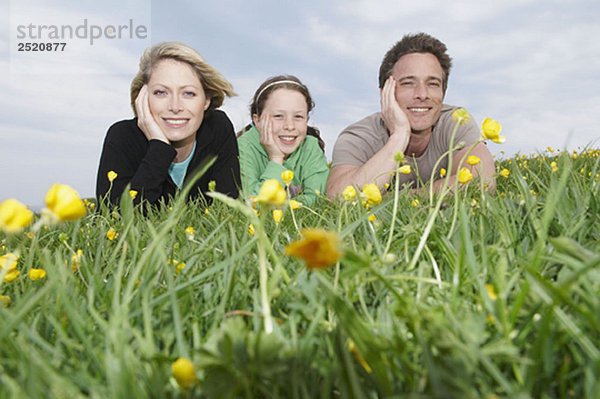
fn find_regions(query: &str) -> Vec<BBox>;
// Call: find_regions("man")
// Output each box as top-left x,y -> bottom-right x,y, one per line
326,33 -> 495,198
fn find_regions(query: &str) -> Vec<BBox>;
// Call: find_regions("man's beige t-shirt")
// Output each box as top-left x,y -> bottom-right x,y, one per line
331,104 -> 481,187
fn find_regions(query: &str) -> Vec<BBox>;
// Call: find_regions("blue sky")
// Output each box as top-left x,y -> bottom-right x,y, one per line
2,0 -> 600,206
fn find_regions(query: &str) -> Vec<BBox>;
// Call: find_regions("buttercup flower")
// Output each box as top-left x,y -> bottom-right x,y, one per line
255,179 -> 286,207
71,250 -> 83,272
411,199 -> 420,207
341,186 -> 357,201
440,168 -> 447,177
458,168 -> 473,184
394,151 -> 406,164
399,165 -> 411,175
107,171 -> 118,183
185,226 -> 195,241
129,190 -> 138,200
0,199 -> 34,234
172,357 -> 196,389
467,156 -> 480,165
4,269 -> 19,283
0,295 -> 10,307
289,200 -> 303,210
172,260 -> 186,275
29,268 -> 46,281
481,118 -> 505,143
500,169 -> 510,178
361,184 -> 382,207
44,184 -> 87,222
452,108 -> 470,125
106,228 -> 118,241
485,283 -> 497,300
368,214 -> 377,222
550,161 -> 558,173
272,209 -> 283,225
285,228 -> 342,270
0,253 -> 18,271
248,224 -> 255,236
281,170 -> 294,186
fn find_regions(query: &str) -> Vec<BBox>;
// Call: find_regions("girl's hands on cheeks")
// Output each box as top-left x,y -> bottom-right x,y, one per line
135,85 -> 170,144
257,114 -> 285,165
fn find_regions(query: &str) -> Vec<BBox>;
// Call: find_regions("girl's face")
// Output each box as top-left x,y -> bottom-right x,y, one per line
253,88 -> 308,159
147,58 -> 210,146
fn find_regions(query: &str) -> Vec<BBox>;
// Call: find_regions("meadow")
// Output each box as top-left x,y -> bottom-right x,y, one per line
1,145 -> 599,398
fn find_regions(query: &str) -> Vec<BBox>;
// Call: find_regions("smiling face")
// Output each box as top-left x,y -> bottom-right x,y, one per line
253,88 -> 309,159
147,58 -> 210,147
391,52 -> 444,136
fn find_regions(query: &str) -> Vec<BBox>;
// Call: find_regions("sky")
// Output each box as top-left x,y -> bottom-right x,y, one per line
1,0 -> 600,207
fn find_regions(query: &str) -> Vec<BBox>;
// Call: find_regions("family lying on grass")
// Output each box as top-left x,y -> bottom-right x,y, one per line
96,32 -> 496,208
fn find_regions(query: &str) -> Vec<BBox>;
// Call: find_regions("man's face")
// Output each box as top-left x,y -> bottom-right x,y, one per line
391,52 -> 444,135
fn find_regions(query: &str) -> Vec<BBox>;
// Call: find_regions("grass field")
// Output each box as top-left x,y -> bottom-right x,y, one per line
1,147 -> 599,398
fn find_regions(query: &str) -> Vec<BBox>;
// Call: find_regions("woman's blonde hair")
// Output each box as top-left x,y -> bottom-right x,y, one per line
130,41 -> 236,115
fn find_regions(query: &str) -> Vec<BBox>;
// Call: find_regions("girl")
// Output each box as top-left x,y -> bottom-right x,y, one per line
237,75 -> 329,205
96,41 -> 240,208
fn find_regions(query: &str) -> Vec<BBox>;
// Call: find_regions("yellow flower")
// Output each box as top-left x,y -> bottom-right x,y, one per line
0,199 -> 34,234
248,224 -> 255,236
394,151 -> 406,164
398,165 -> 411,175
467,155 -> 480,165
29,268 -> 46,281
0,253 -> 18,271
411,199 -> 420,207
71,250 -> 83,272
281,170 -> 294,185
107,171 -> 118,182
500,168 -> 510,178
172,357 -> 196,389
272,209 -> 283,225
185,226 -> 195,241
172,260 -> 186,275
481,118 -> 505,143
204,208 -> 209,215
255,179 -> 286,207
106,228 -> 118,241
44,184 -> 87,222
0,295 -> 10,307
290,200 -> 303,210
485,283 -> 497,300
285,228 -> 342,270
341,185 -> 357,201
129,190 -> 138,200
550,161 -> 558,173
368,213 -> 377,222
4,269 -> 19,283
208,180 -> 216,192
342,186 -> 356,201
361,184 -> 382,206
440,168 -> 447,177
458,168 -> 473,184
452,108 -> 470,125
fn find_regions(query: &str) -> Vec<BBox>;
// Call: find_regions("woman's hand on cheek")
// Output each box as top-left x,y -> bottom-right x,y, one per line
135,85 -> 170,145
257,115 -> 285,165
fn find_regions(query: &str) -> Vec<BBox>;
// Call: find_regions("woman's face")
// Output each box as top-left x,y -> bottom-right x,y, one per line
254,88 -> 308,159
147,58 -> 210,146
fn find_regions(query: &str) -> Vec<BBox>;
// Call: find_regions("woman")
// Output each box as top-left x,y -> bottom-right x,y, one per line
237,75 -> 329,206
96,41 -> 240,208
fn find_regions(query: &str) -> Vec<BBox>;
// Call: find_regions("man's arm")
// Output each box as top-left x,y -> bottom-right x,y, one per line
327,77 -> 410,199
326,133 -> 407,198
